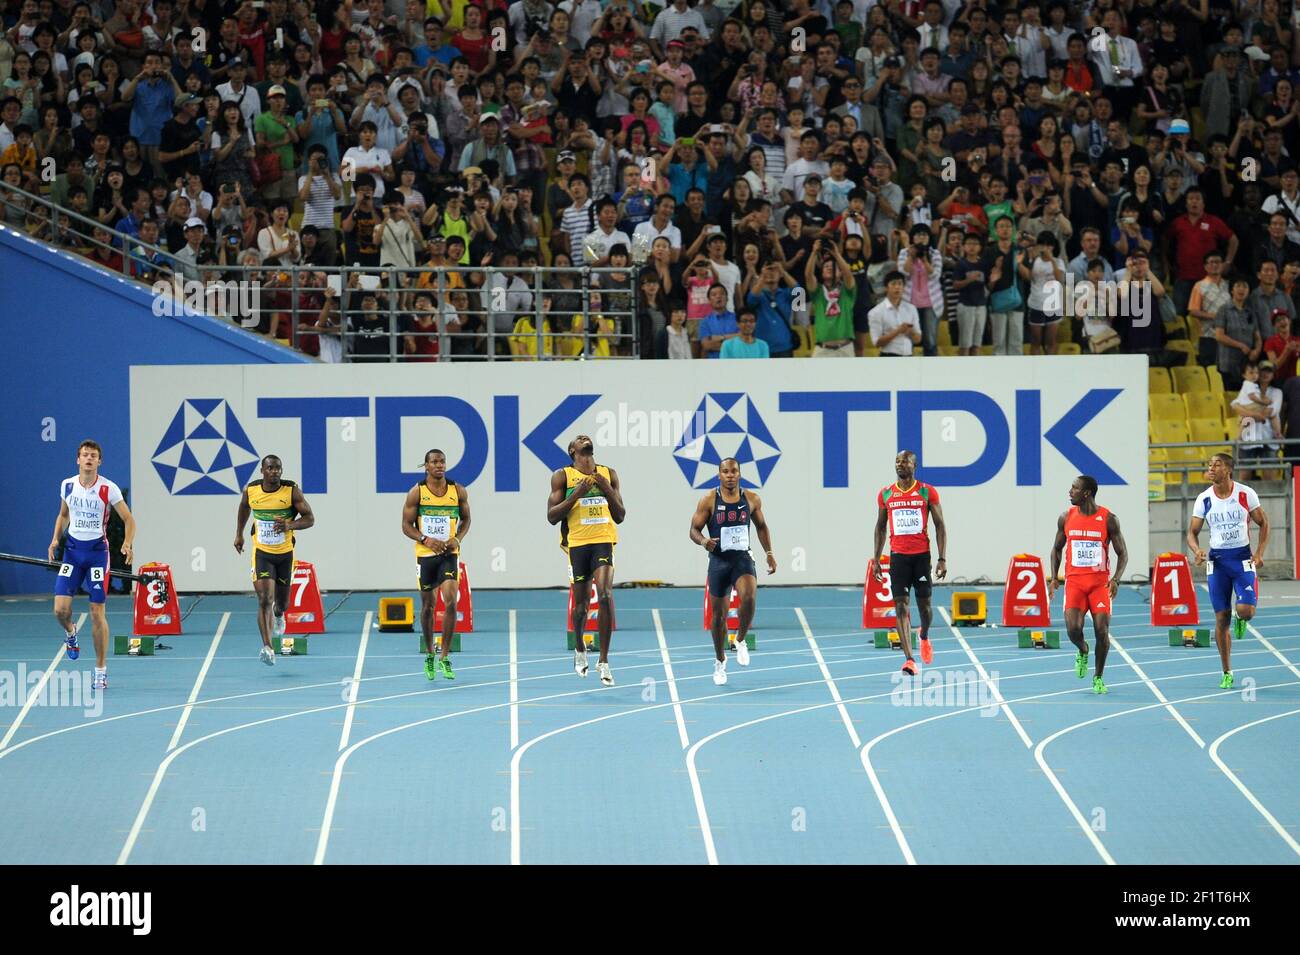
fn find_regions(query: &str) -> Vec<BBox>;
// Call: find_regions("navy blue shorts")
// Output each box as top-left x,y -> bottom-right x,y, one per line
708,551 -> 756,598
54,538 -> 110,604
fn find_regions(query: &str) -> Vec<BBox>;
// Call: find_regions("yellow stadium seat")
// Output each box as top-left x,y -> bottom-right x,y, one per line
1055,320 -> 1077,346
1184,391 -> 1225,424
1186,315 -> 1201,342
863,346 -> 881,356
1148,367 -> 1173,393
1205,367 -> 1224,393
1056,342 -> 1082,355
1188,418 -> 1230,444
1172,365 -> 1208,393
1149,419 -> 1189,444
792,324 -> 814,357
938,344 -> 959,356
979,345 -> 994,356
1166,340 -> 1197,366
1148,445 -> 1173,484
937,323 -> 952,347
1149,393 -> 1188,422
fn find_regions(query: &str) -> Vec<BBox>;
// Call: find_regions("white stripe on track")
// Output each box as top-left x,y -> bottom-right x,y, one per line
653,608 -> 689,750
1207,708 -> 1300,857
167,613 -> 229,751
0,613 -> 85,752
337,611 -> 373,752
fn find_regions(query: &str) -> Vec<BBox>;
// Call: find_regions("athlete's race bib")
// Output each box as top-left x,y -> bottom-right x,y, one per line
580,495 -> 609,525
890,507 -> 922,537
256,519 -> 285,546
1071,540 -> 1102,569
72,515 -> 99,532
420,515 -> 451,540
1206,559 -> 1214,575
1243,559 -> 1255,574
720,524 -> 750,552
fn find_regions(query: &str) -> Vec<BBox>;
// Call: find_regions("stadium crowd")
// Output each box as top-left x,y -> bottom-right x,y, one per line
0,0 -> 1299,425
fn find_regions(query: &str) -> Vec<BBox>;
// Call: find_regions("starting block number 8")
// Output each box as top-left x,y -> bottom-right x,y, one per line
146,578 -> 168,609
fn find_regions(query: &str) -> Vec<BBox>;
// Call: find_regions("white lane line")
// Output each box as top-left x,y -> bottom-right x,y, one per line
167,613 -> 229,752
1032,681 -> 1300,865
939,607 -> 1033,749
0,612 -> 85,752
795,608 -> 861,747
1108,633 -> 1204,747
337,611 -> 373,752
653,608 -> 689,750
509,610 -> 519,750
1246,622 -> 1300,682
1208,708 -> 1300,857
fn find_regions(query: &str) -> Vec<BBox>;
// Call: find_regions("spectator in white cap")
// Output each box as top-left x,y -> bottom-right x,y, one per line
1154,117 -> 1205,187
173,216 -> 211,281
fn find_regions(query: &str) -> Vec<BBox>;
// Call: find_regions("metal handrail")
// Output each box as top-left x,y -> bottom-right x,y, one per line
1,182 -> 642,360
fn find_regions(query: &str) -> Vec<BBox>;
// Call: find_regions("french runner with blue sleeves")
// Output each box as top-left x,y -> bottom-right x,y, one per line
689,458 -> 777,686
1187,452 -> 1270,689
49,439 -> 137,691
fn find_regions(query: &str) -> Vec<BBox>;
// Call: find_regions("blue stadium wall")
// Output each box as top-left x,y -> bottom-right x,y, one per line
0,226 -> 310,595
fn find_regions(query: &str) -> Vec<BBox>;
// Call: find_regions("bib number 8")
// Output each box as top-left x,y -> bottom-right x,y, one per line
58,563 -> 73,577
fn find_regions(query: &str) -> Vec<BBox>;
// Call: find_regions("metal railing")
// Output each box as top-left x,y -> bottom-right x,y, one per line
1149,437 -> 1296,571
1,182 -> 641,360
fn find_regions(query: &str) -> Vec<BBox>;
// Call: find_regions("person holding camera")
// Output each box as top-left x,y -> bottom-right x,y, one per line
123,52 -> 181,177
297,144 -> 342,265
894,222 -> 944,356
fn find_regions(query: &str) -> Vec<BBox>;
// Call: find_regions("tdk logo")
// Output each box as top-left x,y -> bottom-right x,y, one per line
674,393 -> 781,489
155,390 -> 1125,494
152,399 -> 260,494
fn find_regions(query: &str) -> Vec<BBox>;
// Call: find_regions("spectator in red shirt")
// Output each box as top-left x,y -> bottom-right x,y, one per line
403,289 -> 441,361
1265,311 -> 1300,383
236,1 -> 269,79
1164,187 -> 1238,318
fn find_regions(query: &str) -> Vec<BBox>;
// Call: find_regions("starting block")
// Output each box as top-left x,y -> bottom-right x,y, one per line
951,592 -> 986,626
114,635 -> 155,656
873,630 -> 903,650
378,597 -> 415,632
277,636 -> 309,655
417,633 -> 462,653
1168,628 -> 1211,648
1017,629 -> 1061,649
